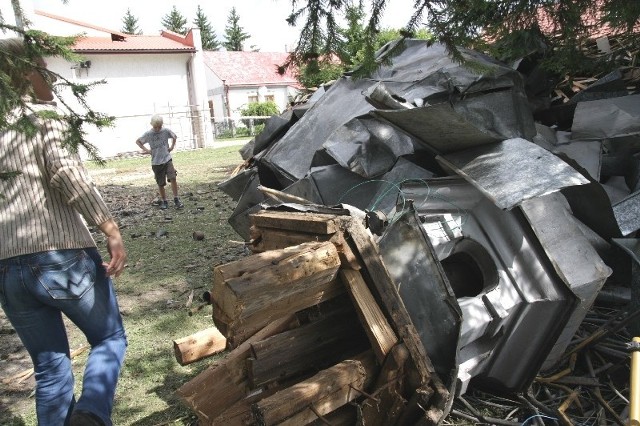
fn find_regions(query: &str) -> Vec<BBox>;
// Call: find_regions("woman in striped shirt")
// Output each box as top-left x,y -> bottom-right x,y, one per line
0,38 -> 127,426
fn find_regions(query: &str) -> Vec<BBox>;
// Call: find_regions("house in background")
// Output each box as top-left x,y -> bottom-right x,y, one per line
8,7 -> 213,158
202,51 -> 301,123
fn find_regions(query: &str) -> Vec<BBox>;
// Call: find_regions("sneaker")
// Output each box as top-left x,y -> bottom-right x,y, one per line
70,410 -> 105,426
174,198 -> 184,209
160,200 -> 169,210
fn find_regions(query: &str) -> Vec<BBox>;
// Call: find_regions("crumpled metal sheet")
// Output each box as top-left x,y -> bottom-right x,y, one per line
378,207 -> 462,387
520,193 -> 612,370
261,77 -> 375,185
373,104 -> 501,154
437,138 -> 590,210
253,110 -> 295,156
282,157 -> 434,215
550,140 -> 602,182
259,40 -> 536,186
323,115 -> 416,178
283,165 -> 370,209
571,94 -> 640,140
612,190 -> 640,236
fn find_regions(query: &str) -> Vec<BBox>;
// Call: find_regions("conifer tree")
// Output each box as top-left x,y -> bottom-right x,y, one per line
223,7 -> 250,51
193,5 -> 220,50
121,8 -> 142,35
161,5 -> 187,35
286,0 -> 640,79
1,2 -> 113,167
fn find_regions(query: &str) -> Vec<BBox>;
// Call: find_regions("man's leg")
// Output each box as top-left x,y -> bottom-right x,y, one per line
58,248 -> 127,426
1,254 -> 77,425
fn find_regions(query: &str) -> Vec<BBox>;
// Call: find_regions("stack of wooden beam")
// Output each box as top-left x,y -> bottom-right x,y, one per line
175,209 -> 450,425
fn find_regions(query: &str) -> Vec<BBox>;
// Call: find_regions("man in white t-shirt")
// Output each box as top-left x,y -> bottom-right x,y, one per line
136,115 -> 184,209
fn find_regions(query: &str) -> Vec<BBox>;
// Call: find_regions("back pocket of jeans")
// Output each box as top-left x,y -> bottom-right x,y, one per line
32,251 -> 96,300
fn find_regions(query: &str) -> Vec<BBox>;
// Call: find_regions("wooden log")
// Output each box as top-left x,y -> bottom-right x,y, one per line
176,315 -> 296,424
173,327 -> 227,366
250,210 -> 341,235
209,387 -> 280,426
247,301 -> 370,388
340,268 -> 398,363
217,241 -> 342,322
213,242 -> 326,302
251,351 -> 378,426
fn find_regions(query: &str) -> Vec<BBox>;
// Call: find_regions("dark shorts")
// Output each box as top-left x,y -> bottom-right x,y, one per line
151,160 -> 177,187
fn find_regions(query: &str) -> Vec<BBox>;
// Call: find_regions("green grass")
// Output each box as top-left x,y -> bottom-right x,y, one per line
4,145 -> 247,425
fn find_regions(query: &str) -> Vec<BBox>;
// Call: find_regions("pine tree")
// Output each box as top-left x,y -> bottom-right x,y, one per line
223,7 -> 250,51
121,8 -> 142,35
286,0 -> 640,79
193,5 -> 220,50
161,5 -> 188,35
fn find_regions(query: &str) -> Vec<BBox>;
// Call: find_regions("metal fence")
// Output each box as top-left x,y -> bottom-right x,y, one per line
212,116 -> 273,139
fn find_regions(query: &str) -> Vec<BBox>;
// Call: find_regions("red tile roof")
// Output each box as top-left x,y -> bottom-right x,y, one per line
72,36 -> 195,54
34,9 -> 195,54
203,51 -> 300,88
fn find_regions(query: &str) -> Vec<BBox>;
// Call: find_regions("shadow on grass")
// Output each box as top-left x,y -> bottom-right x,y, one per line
0,414 -> 27,426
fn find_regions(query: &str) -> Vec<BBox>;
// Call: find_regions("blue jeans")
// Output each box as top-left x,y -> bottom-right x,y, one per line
0,248 -> 127,426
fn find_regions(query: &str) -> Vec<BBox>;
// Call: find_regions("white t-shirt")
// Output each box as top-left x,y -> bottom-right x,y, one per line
139,127 -> 177,165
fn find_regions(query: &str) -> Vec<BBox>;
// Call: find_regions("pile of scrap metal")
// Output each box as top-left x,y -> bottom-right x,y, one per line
209,39 -> 639,424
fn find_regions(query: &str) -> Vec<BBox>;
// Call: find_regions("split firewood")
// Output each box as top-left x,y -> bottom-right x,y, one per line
176,315 -> 296,424
214,241 -> 342,328
251,210 -> 341,235
251,351 -> 378,426
173,327 -> 227,366
247,297 -> 370,388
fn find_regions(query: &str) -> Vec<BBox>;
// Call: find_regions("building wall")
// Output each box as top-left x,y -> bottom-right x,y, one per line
227,85 -> 292,117
48,53 -> 198,158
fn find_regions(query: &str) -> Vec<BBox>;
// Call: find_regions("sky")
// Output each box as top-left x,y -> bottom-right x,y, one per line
27,0 -> 421,52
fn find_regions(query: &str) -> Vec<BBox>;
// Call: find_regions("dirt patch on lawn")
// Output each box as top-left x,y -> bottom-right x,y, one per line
0,157 -> 244,424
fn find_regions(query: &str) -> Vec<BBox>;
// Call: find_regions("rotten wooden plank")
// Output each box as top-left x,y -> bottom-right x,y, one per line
361,343 -> 410,426
217,241 -> 342,321
343,218 -> 450,425
340,268 -> 399,363
251,210 -> 341,234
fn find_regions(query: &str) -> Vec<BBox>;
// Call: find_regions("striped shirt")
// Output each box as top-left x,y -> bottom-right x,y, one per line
0,103 -> 113,260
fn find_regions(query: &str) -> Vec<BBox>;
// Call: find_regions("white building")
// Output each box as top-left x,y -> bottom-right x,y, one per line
6,7 -> 214,158
202,51 -> 301,122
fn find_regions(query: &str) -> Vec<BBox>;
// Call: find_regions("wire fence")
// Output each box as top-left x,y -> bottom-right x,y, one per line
212,116 -> 273,139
